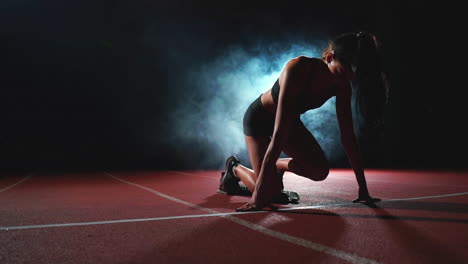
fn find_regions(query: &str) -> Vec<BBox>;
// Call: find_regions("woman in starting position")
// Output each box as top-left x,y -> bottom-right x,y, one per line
219,31 -> 388,211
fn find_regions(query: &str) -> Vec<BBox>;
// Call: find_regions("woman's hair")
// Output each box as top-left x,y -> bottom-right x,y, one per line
322,31 -> 389,133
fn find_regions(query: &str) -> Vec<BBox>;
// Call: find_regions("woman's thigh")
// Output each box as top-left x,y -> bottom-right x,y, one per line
282,121 -> 330,181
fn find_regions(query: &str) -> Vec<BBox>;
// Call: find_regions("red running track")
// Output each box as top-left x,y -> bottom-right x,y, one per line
1,169 -> 468,264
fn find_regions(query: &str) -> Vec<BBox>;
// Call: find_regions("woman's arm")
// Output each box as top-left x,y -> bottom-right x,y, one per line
251,57 -> 305,207
335,82 -> 379,203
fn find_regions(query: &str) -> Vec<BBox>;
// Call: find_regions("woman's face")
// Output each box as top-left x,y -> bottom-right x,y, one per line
325,51 -> 356,81
328,59 -> 356,81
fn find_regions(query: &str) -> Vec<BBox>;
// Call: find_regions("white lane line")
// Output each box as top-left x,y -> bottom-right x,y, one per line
262,190 -> 468,212
2,171 -> 468,231
105,172 -> 380,264
0,202 -> 345,231
0,202 -> 344,231
0,174 -> 33,194
3,190 -> 468,231
3,187 -> 468,231
106,172 -> 217,214
0,212 -> 256,231
384,191 -> 468,202
330,175 -> 468,187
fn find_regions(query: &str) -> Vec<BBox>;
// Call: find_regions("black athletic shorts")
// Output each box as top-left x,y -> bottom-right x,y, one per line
243,94 -> 303,137
243,94 -> 275,137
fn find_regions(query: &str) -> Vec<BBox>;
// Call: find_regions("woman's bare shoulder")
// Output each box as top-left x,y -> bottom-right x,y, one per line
285,55 -> 315,64
279,56 -> 316,91
282,56 -> 312,74
284,56 -> 325,71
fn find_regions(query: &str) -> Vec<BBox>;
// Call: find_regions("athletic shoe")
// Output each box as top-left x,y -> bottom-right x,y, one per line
218,156 -> 241,195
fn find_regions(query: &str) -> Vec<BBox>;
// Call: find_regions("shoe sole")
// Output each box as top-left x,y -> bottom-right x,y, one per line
225,156 -> 239,176
218,171 -> 229,194
218,171 -> 237,195
217,189 -> 229,195
219,156 -> 240,195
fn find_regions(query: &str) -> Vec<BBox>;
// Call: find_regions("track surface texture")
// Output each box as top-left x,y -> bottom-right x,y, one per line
1,169 -> 468,264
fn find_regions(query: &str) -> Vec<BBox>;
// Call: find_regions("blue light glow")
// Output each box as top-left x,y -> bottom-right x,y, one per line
168,41 -> 353,168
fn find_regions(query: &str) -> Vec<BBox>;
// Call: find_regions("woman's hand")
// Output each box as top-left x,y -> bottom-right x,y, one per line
236,201 -> 277,212
236,202 -> 259,212
236,164 -> 283,212
352,187 -> 381,203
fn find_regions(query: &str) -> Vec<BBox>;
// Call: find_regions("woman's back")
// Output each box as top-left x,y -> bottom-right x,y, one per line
261,56 -> 338,115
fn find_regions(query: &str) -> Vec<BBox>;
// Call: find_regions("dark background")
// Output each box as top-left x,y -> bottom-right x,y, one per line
1,0 -> 466,172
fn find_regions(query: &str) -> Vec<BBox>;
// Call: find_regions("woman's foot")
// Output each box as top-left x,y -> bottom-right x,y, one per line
218,156 -> 241,195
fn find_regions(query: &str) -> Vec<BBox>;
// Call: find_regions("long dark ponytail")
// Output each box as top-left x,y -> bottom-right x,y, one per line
354,32 -> 389,132
324,32 -> 389,133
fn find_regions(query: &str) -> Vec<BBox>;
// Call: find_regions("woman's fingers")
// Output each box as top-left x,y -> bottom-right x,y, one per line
235,202 -> 278,212
352,196 -> 381,203
236,202 -> 261,212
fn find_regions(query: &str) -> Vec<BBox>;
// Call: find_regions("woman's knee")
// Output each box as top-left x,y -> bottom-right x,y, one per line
292,159 -> 329,181
313,166 -> 329,181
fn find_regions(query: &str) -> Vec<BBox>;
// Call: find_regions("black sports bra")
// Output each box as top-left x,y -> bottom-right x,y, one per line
271,78 -> 336,114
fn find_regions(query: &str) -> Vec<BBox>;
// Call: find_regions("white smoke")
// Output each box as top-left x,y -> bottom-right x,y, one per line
168,41 -> 354,168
